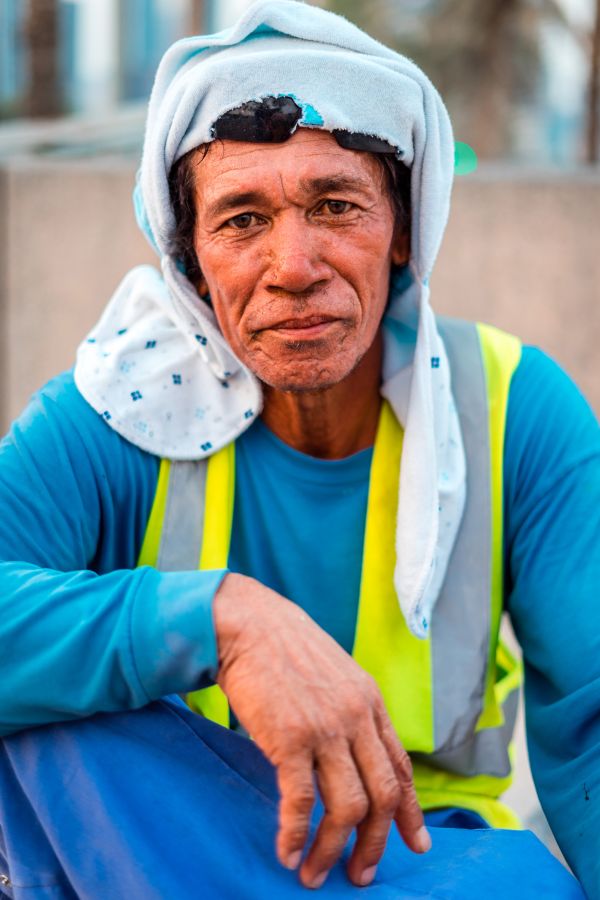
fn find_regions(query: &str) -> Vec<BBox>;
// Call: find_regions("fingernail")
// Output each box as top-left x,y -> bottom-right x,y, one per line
359,865 -> 377,886
285,850 -> 302,870
309,871 -> 328,889
415,826 -> 432,853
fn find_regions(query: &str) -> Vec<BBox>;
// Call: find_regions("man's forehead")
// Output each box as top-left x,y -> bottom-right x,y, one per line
192,128 -> 384,200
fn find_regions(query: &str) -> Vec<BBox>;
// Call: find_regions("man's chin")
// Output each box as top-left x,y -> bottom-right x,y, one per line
270,380 -> 340,395
255,357 -> 354,394
241,336 -> 368,394
260,372 -> 347,394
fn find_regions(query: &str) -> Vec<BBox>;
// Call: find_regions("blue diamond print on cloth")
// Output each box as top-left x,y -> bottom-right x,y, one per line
102,410 -> 111,421
117,328 -> 128,335
172,374 -> 182,385
131,390 -> 142,401
431,357 -> 440,368
243,409 -> 254,420
195,334 -> 208,346
200,441 -> 212,451
86,337 -> 96,343
221,381 -> 230,389
145,340 -> 156,349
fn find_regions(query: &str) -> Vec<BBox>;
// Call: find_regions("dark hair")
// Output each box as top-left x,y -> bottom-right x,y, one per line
168,141 -> 412,292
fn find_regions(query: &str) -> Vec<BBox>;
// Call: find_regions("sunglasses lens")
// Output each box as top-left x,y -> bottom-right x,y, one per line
213,96 -> 303,143
213,99 -> 398,154
332,130 -> 396,154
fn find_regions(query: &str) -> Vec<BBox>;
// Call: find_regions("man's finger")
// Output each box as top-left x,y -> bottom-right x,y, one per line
376,709 -> 431,854
276,751 -> 315,871
346,717 -> 402,886
300,740 -> 368,890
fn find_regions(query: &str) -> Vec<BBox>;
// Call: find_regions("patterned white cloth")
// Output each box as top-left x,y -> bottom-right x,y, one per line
75,0 -> 466,639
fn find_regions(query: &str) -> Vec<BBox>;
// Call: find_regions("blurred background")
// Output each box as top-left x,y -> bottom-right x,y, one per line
2,0 -> 599,160
1,0 -> 598,426
1,0 -> 599,865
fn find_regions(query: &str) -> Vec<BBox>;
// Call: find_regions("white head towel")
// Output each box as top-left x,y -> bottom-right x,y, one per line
75,0 -> 466,639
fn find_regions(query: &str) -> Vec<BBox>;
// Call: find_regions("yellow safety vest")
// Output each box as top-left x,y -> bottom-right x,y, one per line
138,318 -> 523,830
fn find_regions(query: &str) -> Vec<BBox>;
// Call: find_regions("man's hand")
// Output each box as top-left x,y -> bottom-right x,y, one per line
213,573 -> 431,890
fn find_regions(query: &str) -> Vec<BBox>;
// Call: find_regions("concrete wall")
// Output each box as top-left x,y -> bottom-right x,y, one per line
1,158 -> 599,432
433,166 -> 600,415
0,157 -> 155,431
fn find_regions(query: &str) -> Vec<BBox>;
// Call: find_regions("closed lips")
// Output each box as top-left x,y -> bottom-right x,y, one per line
269,316 -> 338,329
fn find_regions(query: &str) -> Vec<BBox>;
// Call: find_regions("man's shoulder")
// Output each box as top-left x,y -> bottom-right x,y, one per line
508,346 -> 598,444
4,369 -> 160,471
8,369 -> 112,445
34,368 -> 89,412
4,369 -> 93,442
505,345 -> 599,499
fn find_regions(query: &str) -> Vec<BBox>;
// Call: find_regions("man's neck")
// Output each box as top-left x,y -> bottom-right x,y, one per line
260,333 -> 382,460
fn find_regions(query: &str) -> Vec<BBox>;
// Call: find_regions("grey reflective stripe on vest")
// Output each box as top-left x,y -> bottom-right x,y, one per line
425,317 -> 513,777
159,317 -> 516,778
156,460 -> 207,571
430,320 -> 491,745
420,687 -> 518,779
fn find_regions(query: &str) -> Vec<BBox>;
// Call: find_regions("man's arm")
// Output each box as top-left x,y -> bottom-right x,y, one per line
0,372 -> 428,889
0,372 -> 224,733
504,347 -> 600,897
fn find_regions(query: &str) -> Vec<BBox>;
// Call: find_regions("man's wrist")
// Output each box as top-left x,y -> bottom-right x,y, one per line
132,567 -> 225,698
213,572 -> 257,671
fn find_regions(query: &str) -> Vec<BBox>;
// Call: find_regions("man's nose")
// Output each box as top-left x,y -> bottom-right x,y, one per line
265,215 -> 331,294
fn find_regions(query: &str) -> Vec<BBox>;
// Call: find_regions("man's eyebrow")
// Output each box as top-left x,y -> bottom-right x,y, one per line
206,191 -> 268,219
299,175 -> 374,196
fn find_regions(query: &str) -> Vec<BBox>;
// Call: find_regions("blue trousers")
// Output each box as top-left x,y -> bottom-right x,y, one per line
0,697 -> 585,899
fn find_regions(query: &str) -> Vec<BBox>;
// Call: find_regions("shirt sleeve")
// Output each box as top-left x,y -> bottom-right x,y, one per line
0,372 -> 224,736
504,347 -> 600,895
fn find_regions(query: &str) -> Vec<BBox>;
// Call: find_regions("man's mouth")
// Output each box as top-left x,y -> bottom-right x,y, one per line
266,315 -> 339,337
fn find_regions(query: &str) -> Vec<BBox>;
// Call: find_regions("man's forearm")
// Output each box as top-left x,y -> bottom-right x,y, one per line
0,561 -> 225,735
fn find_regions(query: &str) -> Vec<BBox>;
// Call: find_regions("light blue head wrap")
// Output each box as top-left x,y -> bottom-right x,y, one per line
134,0 -> 455,286
76,0 -> 466,638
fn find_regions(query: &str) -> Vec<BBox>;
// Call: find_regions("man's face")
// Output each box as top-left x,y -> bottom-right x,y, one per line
192,128 -> 409,392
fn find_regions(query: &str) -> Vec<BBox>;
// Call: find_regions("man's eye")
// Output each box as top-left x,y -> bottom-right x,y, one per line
322,200 -> 353,215
226,213 -> 259,230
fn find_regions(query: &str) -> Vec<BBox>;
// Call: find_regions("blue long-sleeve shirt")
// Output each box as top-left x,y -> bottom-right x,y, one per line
0,346 -> 599,891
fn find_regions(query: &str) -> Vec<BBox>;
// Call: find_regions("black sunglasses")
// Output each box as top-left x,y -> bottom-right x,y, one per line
212,95 -> 397,155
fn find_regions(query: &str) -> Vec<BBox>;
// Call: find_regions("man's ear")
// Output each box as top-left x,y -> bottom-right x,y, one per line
391,228 -> 410,266
197,274 -> 209,297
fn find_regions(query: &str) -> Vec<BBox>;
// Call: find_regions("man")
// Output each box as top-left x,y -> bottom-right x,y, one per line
0,1 -> 597,897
